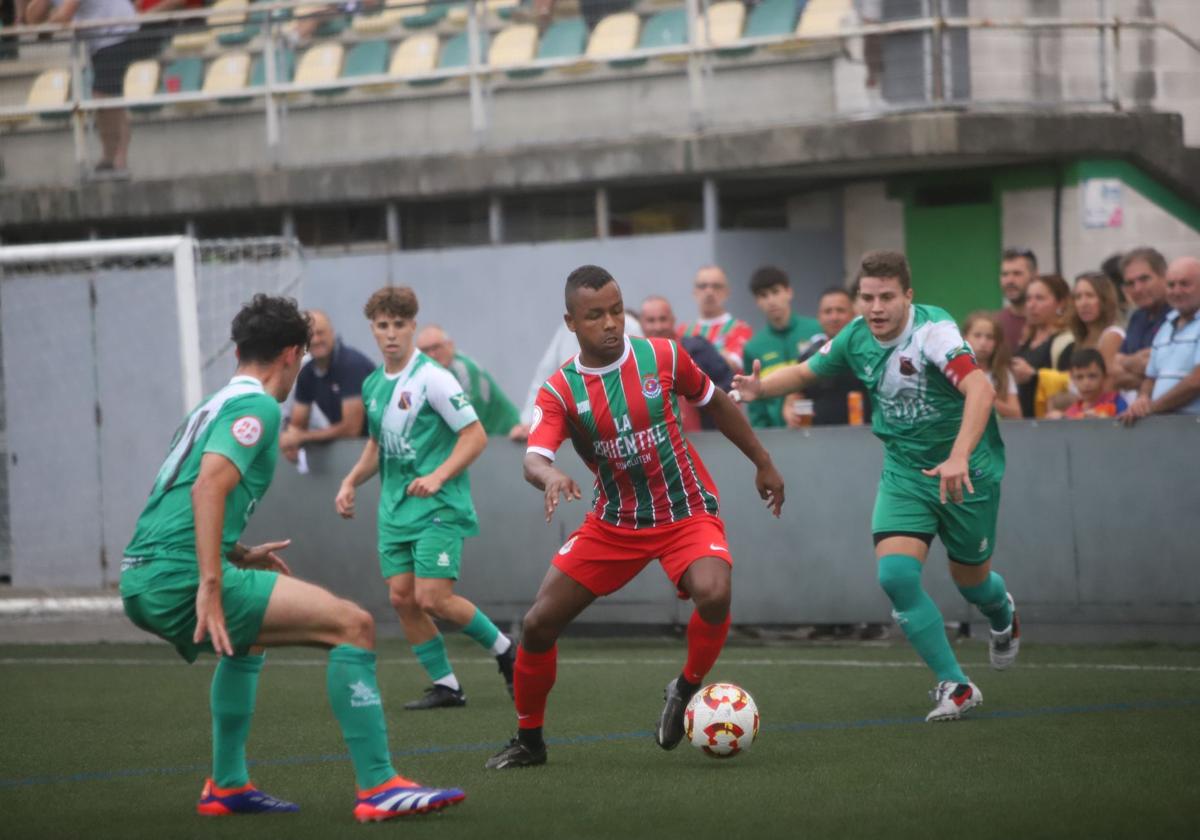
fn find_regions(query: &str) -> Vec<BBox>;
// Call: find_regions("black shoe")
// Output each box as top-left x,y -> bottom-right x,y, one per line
403,684 -> 467,710
485,737 -> 547,770
496,642 -> 516,698
655,676 -> 700,750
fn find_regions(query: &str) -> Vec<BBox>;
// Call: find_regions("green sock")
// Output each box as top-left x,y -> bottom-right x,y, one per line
878,554 -> 968,685
210,652 -> 264,788
461,607 -> 501,651
412,634 -> 454,682
958,573 -> 1013,632
326,645 -> 397,790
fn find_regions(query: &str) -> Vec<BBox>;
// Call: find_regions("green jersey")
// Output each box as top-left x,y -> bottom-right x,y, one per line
445,352 -> 521,436
121,375 -> 281,594
364,351 -> 481,542
742,313 -> 823,427
807,304 -> 1005,482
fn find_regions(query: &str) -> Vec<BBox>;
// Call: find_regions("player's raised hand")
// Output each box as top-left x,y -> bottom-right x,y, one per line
407,473 -> 445,498
544,470 -> 583,523
335,483 -> 357,518
239,539 -> 293,576
730,360 -> 764,404
194,581 -> 233,656
922,453 -> 973,505
755,461 -> 786,517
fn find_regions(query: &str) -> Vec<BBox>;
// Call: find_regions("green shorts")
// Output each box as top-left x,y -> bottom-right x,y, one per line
871,469 -> 1001,565
379,524 -> 465,580
121,563 -> 278,663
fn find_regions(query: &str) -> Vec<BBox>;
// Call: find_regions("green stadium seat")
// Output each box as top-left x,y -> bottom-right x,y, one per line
610,7 -> 685,69
221,46 -> 294,105
411,29 -> 469,86
218,0 -> 282,46
402,2 -> 457,29
134,56 -> 203,113
719,0 -> 801,57
324,38 -> 390,95
507,16 -> 586,78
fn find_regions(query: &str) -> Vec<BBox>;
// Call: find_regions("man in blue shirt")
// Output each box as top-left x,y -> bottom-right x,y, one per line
1122,257 -> 1200,423
280,310 -> 375,462
1113,247 -> 1170,393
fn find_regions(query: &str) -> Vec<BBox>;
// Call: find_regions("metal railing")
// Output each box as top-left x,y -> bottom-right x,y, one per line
1,1 -> 1198,175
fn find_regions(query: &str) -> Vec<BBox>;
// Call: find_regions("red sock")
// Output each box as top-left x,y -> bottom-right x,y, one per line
514,644 -> 557,730
683,611 -> 730,684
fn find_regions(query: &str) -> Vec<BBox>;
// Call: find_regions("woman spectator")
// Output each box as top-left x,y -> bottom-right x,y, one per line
1067,271 -> 1125,390
962,311 -> 1021,419
1011,273 -> 1074,417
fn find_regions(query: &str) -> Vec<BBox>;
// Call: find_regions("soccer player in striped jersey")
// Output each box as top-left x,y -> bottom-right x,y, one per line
485,265 -> 785,769
121,295 -> 465,821
677,265 -> 753,373
733,251 -> 1020,723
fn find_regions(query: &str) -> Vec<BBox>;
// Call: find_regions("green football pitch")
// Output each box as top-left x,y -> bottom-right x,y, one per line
3,636 -> 1199,839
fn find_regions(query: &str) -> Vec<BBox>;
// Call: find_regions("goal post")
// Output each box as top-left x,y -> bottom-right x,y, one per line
0,235 -> 304,587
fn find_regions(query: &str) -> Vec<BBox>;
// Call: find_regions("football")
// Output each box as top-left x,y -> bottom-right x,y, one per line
684,683 -> 760,759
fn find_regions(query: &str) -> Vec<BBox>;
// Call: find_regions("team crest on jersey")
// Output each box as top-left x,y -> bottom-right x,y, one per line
899,356 -> 917,376
231,416 -> 262,447
641,374 -> 662,399
397,391 -> 412,409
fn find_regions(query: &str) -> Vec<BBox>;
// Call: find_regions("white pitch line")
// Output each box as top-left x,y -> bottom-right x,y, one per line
2,656 -> 1200,673
0,597 -> 124,616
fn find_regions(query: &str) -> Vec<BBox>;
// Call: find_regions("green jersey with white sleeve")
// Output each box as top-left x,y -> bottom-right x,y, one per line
806,304 -> 1005,483
121,375 -> 281,594
363,351 -> 481,542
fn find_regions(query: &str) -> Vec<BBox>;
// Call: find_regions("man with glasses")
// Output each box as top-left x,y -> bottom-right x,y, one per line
996,247 -> 1038,353
678,265 -> 753,374
1113,247 -> 1171,393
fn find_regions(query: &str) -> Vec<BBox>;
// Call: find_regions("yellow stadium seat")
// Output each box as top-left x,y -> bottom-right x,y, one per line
123,59 -> 160,102
171,0 -> 249,52
202,51 -> 251,96
796,0 -> 853,38
1,67 -> 70,124
294,42 -> 345,93
563,11 -> 638,72
351,2 -> 406,35
389,33 -> 439,80
446,0 -> 518,27
703,1 -> 745,46
488,23 -> 537,69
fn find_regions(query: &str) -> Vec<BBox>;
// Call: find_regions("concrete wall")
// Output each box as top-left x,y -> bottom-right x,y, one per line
241,417 -> 1200,636
842,181 -> 906,278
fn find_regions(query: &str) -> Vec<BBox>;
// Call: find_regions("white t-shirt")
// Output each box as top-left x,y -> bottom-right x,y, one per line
51,0 -> 138,54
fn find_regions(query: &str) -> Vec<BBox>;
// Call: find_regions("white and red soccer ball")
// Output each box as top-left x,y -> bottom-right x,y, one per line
684,683 -> 759,759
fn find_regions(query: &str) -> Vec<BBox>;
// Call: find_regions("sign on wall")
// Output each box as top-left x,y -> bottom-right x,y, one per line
1082,178 -> 1124,228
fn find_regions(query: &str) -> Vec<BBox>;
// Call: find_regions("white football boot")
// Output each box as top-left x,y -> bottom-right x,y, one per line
989,594 -> 1021,670
925,680 -> 982,722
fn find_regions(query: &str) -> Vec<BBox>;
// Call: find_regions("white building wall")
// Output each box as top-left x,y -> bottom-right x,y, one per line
842,180 -> 906,279
1001,186 -> 1058,274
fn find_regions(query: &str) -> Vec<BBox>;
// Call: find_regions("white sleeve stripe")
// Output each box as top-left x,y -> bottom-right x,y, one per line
526,446 -> 557,462
542,381 -> 569,410
693,380 -> 716,406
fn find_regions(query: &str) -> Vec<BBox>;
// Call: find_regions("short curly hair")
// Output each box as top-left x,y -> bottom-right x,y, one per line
857,250 -> 912,292
364,286 -> 419,321
231,294 -> 311,364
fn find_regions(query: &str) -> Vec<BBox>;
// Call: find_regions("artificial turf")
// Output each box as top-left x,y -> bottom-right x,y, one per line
3,636 -> 1199,839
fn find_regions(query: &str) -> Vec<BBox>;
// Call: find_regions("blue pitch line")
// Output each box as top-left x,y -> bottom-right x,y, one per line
2,698 -> 1198,791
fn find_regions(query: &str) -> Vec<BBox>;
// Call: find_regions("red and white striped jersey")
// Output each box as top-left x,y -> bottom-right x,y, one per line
677,313 -> 752,368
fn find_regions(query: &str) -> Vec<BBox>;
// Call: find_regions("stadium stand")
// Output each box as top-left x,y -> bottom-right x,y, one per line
123,58 -> 160,102
389,32 -> 440,81
402,1 -> 456,29
295,41 -> 345,95
507,14 -> 585,77
488,23 -> 537,71
721,0 -> 800,57
351,3 -> 408,35
569,10 -> 639,72
202,50 -> 252,97
611,7 -> 686,68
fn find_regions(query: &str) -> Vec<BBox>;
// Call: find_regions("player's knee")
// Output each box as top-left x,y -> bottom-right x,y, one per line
339,602 -> 376,649
415,590 -> 447,616
877,554 -> 922,603
387,582 -> 416,612
520,604 -> 559,652
691,577 -> 731,618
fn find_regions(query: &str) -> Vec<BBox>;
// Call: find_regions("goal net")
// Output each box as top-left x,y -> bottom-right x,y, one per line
0,236 -> 304,588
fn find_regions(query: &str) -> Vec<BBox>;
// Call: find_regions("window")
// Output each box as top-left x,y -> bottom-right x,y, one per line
607,183 -> 702,237
400,199 -> 490,250
503,190 -> 595,243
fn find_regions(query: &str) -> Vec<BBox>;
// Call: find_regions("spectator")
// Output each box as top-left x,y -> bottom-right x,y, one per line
677,265 -> 753,374
996,247 -> 1038,353
1121,256 -> 1200,424
783,287 -> 872,426
279,309 -> 374,462
1011,274 -> 1074,418
641,294 -> 733,432
1067,271 -> 1125,389
516,309 -> 643,438
1047,349 -> 1127,420
26,0 -> 161,176
416,324 -> 524,439
1100,252 -> 1129,312
742,266 -> 822,428
1112,246 -> 1171,394
962,311 -> 1021,419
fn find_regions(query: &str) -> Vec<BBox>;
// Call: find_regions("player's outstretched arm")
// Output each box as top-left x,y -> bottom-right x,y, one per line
702,388 -> 786,517
192,453 -> 245,656
922,369 -> 994,504
336,437 -> 380,518
408,421 -> 487,498
731,359 -> 819,404
523,452 -> 582,524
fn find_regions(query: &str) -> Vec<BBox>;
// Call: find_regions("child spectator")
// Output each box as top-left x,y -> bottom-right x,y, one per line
1048,348 -> 1127,420
962,312 -> 1021,418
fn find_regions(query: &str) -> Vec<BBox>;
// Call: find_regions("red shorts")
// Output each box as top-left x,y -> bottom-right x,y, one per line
552,513 -> 732,597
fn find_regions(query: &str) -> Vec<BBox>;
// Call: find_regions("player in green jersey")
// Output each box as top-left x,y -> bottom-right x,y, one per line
337,287 -> 515,711
121,294 -> 465,821
733,251 -> 1020,722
